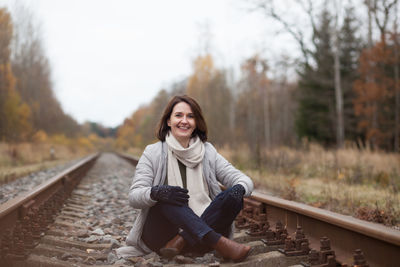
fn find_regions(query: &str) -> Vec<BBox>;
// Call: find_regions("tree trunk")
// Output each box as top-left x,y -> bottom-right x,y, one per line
334,2 -> 344,148
365,0 -> 378,149
394,44 -> 399,152
367,0 -> 373,47
262,82 -> 271,149
334,43 -> 344,148
394,5 -> 399,152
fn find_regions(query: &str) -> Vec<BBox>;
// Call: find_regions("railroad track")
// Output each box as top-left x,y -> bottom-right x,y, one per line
0,152 -> 399,267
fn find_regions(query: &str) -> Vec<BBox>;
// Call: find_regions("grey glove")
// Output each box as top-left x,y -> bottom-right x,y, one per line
150,185 -> 189,206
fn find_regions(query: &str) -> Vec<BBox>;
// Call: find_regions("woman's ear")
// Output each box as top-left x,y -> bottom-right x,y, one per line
167,119 -> 171,127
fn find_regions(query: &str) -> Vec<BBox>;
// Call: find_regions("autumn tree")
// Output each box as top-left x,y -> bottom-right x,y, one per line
139,89 -> 170,144
10,4 -> 80,137
116,117 -> 136,150
267,57 -> 297,147
353,40 -> 397,149
186,54 -> 233,146
353,0 -> 399,150
0,7 -> 31,142
235,55 -> 270,167
116,90 -> 171,150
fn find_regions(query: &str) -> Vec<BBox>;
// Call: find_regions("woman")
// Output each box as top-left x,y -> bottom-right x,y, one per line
124,95 -> 254,262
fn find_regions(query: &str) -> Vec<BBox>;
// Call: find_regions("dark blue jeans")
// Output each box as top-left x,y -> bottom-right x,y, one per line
141,187 -> 243,253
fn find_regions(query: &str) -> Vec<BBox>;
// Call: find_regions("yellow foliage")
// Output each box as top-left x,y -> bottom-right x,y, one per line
88,133 -> 99,144
0,9 -> 32,142
337,172 -> 345,180
1,64 -> 32,141
187,54 -> 216,99
16,102 -> 32,139
51,134 -> 70,145
76,137 -> 94,150
133,135 -> 143,147
32,130 -> 48,143
0,8 -> 13,64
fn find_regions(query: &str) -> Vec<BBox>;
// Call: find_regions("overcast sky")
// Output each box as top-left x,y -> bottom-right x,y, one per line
0,0 -> 308,127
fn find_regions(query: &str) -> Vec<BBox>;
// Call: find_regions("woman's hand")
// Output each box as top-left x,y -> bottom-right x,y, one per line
230,184 -> 245,200
150,185 -> 189,206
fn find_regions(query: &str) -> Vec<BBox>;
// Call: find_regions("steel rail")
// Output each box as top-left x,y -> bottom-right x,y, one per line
250,192 -> 400,267
0,153 -> 99,253
120,152 -> 399,267
116,152 -> 139,166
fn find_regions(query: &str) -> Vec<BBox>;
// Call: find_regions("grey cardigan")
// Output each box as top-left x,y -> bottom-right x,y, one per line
124,141 -> 254,255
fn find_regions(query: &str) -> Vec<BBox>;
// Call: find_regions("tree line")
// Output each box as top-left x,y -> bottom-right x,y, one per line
2,1 -> 399,160
117,0 -> 400,164
0,7 -> 115,145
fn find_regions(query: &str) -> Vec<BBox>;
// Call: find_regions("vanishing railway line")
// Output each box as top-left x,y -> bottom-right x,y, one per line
0,153 -> 399,267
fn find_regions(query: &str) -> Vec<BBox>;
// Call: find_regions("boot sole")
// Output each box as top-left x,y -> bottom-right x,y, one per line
233,246 -> 253,263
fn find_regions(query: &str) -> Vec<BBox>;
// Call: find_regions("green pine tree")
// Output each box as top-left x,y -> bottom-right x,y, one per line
296,8 -> 336,144
340,5 -> 364,142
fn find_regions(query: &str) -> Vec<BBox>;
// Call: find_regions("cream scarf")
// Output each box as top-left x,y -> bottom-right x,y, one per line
165,132 -> 211,216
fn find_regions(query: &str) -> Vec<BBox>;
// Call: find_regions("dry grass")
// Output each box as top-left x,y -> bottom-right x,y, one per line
219,143 -> 400,227
0,142 -> 91,184
0,160 -> 71,185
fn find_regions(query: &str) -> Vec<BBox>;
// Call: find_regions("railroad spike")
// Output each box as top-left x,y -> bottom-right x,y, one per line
320,236 -> 331,251
279,226 -> 310,256
353,249 -> 369,267
302,236 -> 337,266
261,220 -> 288,246
246,218 -> 270,237
308,249 -> 320,265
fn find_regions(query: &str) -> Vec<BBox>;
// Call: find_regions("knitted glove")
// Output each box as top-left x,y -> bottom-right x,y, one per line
218,184 -> 245,216
150,185 -> 189,206
230,184 -> 246,200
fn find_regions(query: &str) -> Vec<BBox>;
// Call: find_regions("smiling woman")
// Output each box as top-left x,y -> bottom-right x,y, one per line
167,102 -> 196,148
158,96 -> 206,148
118,95 -> 254,262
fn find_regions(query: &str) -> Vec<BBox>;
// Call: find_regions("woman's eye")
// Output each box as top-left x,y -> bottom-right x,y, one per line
188,115 -> 194,118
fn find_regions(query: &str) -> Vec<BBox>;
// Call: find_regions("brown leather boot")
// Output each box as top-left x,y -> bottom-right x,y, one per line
212,236 -> 251,262
159,234 -> 186,258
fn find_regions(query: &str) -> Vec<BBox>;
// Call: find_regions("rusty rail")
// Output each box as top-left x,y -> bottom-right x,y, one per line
120,152 -> 400,267
248,192 -> 400,267
0,153 -> 98,261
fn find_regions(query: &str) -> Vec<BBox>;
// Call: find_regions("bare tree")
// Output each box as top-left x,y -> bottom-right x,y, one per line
253,0 -> 317,66
365,0 -> 374,47
371,0 -> 398,43
253,0 -> 345,147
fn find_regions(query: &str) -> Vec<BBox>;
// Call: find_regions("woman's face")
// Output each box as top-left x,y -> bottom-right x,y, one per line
167,101 -> 196,147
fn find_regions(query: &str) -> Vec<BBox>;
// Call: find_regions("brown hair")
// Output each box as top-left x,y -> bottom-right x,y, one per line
156,95 -> 208,142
